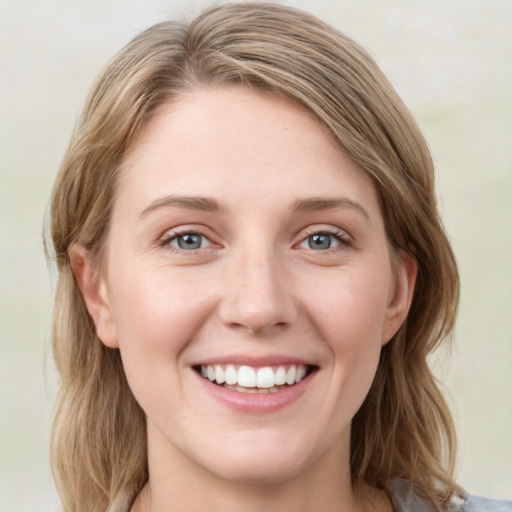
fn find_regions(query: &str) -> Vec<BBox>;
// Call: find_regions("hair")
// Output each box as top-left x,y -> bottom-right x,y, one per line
46,3 -> 462,511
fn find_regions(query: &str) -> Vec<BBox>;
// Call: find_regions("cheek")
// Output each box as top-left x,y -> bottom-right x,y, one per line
107,265 -> 215,378
305,266 -> 390,345
112,263 -> 203,334
106,266 -> 219,421
303,266 -> 390,394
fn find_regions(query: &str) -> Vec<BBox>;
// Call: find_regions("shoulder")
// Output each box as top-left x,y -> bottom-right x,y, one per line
387,480 -> 512,512
462,494 -> 512,512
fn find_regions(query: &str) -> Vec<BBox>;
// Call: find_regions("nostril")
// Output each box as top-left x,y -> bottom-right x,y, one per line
218,268 -> 297,333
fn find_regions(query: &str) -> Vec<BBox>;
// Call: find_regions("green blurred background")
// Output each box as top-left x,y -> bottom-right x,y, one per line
0,0 -> 510,510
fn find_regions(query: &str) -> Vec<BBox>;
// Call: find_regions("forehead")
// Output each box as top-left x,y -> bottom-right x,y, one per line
123,86 -> 332,169
115,86 -> 380,219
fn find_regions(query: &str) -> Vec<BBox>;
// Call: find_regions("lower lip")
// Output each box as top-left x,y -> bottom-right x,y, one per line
194,370 -> 315,413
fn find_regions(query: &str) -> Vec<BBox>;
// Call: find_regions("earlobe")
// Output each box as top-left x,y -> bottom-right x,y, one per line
69,243 -> 119,348
382,250 -> 418,346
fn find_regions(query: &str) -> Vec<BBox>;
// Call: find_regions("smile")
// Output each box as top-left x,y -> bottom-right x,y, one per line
195,364 -> 313,394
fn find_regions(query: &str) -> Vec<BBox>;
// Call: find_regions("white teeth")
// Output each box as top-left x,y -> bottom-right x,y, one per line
274,366 -> 287,385
225,364 -> 237,385
214,365 -> 225,384
286,366 -> 296,385
256,367 -> 275,388
296,365 -> 307,383
198,363 -> 310,390
238,366 -> 256,387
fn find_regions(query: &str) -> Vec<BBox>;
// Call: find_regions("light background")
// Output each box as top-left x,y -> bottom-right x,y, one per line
0,0 -> 510,510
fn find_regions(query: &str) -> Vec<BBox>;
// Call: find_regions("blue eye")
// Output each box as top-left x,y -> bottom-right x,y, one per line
299,232 -> 342,251
169,233 -> 210,250
309,233 -> 336,250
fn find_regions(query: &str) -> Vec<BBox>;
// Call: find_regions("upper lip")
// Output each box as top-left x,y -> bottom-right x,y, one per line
193,354 -> 318,368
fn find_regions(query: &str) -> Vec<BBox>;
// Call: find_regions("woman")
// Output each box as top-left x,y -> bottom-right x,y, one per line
46,3 -> 511,512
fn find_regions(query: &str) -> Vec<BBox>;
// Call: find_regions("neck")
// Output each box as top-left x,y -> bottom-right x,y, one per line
132,422 -> 392,512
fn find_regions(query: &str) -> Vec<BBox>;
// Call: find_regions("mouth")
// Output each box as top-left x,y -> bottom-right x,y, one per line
193,363 -> 317,394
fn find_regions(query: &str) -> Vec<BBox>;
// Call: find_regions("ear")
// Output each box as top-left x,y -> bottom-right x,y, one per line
69,243 -> 119,348
382,250 -> 417,346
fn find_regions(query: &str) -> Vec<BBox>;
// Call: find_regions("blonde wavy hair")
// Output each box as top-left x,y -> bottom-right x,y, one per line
46,3 -> 462,511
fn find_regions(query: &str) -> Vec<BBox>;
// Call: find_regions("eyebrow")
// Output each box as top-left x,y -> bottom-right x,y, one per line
139,194 -> 370,220
139,195 -> 225,218
292,197 -> 370,220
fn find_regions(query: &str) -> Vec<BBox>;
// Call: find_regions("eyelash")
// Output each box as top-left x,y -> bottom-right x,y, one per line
297,228 -> 352,252
158,229 -> 214,252
158,226 -> 352,255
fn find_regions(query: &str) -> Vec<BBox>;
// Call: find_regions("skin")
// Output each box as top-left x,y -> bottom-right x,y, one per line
71,86 -> 416,512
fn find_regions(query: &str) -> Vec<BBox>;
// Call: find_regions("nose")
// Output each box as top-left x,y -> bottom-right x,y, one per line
218,247 -> 297,335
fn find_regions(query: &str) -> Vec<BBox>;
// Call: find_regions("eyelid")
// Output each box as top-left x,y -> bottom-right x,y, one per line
295,225 -> 353,250
157,225 -> 220,252
170,232 -> 213,250
156,224 -> 353,254
297,233 -> 341,250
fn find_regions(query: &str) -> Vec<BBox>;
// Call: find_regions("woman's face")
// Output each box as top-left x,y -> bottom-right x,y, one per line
81,86 -> 414,484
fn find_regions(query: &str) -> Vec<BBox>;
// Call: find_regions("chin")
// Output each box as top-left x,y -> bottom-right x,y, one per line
195,434 -> 313,485
208,458 -> 306,486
